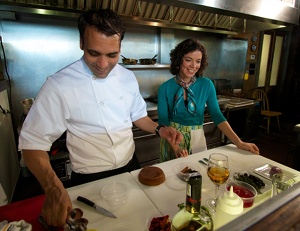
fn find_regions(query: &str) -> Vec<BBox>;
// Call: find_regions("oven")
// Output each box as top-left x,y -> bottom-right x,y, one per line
133,101 -> 161,167
203,115 -> 222,149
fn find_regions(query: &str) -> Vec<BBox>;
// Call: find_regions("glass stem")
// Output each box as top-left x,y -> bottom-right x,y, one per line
214,185 -> 220,202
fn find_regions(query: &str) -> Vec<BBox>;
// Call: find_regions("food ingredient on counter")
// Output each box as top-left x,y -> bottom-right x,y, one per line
269,166 -> 283,178
225,184 -> 255,208
149,215 -> 171,231
138,166 -> 165,186
234,173 -> 265,194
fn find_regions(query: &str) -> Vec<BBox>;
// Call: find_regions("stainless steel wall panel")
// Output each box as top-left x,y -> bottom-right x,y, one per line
1,16 -> 246,129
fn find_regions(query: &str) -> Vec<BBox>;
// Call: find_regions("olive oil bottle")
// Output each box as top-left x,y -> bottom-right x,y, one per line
171,173 -> 213,231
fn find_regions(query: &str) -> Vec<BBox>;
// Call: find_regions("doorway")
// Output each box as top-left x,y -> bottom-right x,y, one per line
257,29 -> 290,110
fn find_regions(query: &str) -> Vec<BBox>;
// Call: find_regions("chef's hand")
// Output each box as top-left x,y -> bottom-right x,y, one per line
41,183 -> 73,227
236,141 -> 260,155
160,126 -> 183,144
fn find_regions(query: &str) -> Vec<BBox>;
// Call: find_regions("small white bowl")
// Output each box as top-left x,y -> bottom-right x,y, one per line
101,181 -> 128,211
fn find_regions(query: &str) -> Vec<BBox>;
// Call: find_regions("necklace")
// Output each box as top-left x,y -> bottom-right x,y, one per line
175,75 -> 196,89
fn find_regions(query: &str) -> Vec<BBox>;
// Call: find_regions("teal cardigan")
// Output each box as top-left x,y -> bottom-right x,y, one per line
157,76 -> 226,126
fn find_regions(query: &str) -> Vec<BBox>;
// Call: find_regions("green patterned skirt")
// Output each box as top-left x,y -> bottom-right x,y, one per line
159,122 -> 203,162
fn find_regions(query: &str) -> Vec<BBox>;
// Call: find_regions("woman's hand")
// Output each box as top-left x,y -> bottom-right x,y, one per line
175,148 -> 189,158
236,141 -> 260,154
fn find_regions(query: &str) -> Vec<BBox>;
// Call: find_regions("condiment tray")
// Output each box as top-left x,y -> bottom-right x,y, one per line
250,163 -> 297,181
233,170 -> 271,195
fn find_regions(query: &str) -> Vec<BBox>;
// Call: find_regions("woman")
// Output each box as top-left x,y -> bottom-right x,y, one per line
158,38 -> 259,162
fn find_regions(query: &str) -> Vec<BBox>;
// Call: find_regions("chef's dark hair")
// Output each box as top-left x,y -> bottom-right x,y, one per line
170,38 -> 208,78
78,9 -> 125,46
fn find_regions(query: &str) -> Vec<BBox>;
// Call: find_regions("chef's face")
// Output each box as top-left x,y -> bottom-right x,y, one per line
80,26 -> 121,78
179,50 -> 202,81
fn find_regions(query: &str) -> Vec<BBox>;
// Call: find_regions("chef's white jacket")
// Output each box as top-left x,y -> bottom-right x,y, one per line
19,57 -> 147,174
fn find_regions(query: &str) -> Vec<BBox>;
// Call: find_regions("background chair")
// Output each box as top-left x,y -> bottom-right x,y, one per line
252,89 -> 282,134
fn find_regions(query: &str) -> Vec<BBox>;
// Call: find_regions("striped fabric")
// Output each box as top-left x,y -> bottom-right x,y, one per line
160,122 -> 202,162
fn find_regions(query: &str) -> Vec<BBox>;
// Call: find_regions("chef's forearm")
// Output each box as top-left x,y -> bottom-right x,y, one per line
133,116 -> 158,134
22,149 -> 64,193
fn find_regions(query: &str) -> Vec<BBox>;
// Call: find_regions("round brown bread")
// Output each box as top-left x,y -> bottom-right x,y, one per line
138,166 -> 165,186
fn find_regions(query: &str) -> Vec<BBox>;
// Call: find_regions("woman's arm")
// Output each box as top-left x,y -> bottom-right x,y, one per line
217,121 -> 260,154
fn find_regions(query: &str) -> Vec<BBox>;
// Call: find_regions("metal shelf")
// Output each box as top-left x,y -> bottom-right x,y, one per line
120,63 -> 170,69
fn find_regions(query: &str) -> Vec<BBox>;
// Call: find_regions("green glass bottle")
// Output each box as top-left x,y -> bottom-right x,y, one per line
171,173 -> 213,231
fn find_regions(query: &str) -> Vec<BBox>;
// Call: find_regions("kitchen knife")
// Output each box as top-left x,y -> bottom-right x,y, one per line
198,160 -> 207,166
77,196 -> 117,218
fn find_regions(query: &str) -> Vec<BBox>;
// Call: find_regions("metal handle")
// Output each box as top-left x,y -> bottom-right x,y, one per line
133,133 -> 156,139
203,121 -> 214,126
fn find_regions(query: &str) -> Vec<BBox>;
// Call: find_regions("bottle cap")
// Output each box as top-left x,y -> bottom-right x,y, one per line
217,186 -> 243,215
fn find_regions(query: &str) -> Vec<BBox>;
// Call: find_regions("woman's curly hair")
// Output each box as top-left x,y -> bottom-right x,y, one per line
170,38 -> 208,78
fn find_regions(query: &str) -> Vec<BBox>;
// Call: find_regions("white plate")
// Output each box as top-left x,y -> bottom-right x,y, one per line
233,171 -> 271,195
250,163 -> 297,181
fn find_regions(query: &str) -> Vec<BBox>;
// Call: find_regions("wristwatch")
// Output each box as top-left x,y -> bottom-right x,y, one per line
155,124 -> 165,136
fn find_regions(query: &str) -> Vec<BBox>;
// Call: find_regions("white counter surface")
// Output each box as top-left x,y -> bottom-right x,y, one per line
67,172 -> 158,230
130,144 -> 300,230
65,144 -> 300,230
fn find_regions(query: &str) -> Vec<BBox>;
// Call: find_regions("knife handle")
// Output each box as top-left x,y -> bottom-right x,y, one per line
77,196 -> 95,207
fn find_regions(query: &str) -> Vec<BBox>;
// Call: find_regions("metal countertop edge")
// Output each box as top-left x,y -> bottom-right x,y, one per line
216,182 -> 300,231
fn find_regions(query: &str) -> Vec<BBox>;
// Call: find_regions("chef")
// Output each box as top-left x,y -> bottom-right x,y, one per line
18,8 -> 183,228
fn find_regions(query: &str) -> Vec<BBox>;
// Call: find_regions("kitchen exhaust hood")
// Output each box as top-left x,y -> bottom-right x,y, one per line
0,0 -> 299,34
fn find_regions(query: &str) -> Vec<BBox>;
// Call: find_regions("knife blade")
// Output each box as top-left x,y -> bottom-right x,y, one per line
77,196 -> 117,218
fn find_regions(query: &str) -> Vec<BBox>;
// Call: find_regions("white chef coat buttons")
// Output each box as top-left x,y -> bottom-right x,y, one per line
92,76 -> 96,80
124,120 -> 128,123
120,96 -> 123,100
99,102 -> 104,106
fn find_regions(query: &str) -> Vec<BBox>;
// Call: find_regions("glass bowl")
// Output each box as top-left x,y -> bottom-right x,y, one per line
100,181 -> 128,211
173,162 -> 201,181
225,180 -> 257,208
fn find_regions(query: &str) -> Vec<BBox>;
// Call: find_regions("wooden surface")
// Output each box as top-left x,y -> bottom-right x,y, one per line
247,194 -> 300,230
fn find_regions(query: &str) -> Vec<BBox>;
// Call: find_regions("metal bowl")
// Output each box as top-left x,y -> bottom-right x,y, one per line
121,55 -> 138,65
122,58 -> 138,65
139,58 -> 156,65
139,54 -> 158,65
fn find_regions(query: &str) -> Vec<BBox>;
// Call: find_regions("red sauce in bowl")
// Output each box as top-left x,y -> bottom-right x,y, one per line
226,185 -> 255,208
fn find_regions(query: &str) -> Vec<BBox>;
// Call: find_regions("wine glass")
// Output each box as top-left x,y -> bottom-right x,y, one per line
206,153 -> 230,212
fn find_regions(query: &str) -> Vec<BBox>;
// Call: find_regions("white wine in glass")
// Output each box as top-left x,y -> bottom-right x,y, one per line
206,153 -> 230,212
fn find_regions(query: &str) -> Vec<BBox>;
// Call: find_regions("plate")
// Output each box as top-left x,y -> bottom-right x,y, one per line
233,171 -> 271,195
250,164 -> 297,181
